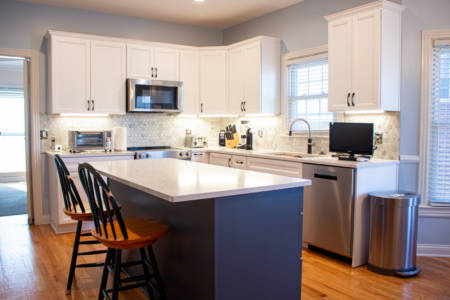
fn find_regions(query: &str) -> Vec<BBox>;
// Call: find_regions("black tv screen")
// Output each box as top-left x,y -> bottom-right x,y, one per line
329,122 -> 374,156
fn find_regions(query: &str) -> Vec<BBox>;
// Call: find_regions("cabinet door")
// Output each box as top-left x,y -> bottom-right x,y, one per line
199,50 -> 228,114
328,17 -> 353,112
209,153 -> 231,167
91,40 -> 126,114
50,36 -> 91,113
228,47 -> 245,115
243,42 -> 261,114
351,9 -> 380,110
179,50 -> 199,115
126,44 -> 153,79
154,47 -> 179,81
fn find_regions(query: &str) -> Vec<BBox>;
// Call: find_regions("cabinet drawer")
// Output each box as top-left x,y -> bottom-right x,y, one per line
209,153 -> 232,167
231,155 -> 247,169
191,151 -> 209,163
247,157 -> 303,178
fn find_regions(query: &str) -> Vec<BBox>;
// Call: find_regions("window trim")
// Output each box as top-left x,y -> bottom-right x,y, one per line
419,29 -> 450,215
282,45 -> 339,136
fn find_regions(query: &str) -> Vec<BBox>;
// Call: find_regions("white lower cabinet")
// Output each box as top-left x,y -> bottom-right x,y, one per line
209,153 -> 232,167
191,151 -> 209,163
246,157 -> 303,178
48,154 -> 134,234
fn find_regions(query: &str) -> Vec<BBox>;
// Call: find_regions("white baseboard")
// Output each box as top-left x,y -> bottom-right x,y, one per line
417,244 -> 450,257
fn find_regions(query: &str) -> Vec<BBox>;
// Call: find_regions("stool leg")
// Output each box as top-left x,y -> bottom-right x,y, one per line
139,248 -> 155,299
147,246 -> 167,300
112,249 -> 122,300
66,220 -> 82,294
98,248 -> 113,300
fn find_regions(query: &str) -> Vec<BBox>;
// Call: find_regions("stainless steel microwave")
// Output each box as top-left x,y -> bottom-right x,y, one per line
126,78 -> 183,113
68,130 -> 111,152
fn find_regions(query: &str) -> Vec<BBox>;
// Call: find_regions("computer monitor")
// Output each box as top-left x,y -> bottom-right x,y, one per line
329,122 -> 374,159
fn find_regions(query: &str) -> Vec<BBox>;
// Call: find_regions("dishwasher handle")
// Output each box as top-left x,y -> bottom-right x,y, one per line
314,172 -> 338,181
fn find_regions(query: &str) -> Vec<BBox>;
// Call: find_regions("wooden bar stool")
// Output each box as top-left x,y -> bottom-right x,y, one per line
78,163 -> 169,300
54,155 -> 108,295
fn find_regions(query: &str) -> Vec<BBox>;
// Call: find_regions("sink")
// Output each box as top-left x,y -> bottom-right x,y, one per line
264,152 -> 320,159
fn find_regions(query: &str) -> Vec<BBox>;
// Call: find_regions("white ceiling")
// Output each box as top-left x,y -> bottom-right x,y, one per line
19,0 -> 304,29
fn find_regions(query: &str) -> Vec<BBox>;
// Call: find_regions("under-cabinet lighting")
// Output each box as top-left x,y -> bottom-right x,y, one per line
344,110 -> 385,115
177,114 -> 198,118
194,0 -> 205,2
60,113 -> 109,117
244,113 -> 277,117
199,114 -> 239,118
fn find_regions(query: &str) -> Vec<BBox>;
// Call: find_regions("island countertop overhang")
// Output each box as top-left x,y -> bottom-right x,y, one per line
90,158 -> 311,202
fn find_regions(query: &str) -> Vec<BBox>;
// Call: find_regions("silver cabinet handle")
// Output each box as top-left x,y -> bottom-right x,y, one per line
351,92 -> 355,106
346,92 -> 351,107
155,67 -> 158,78
243,101 -> 246,112
91,99 -> 95,111
227,158 -> 231,168
151,67 -> 154,78
200,103 -> 204,113
236,161 -> 244,164
87,100 -> 90,111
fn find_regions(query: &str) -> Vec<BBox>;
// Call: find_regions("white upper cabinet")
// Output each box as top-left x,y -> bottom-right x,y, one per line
47,32 -> 126,114
199,49 -> 228,115
126,44 -> 179,81
326,1 -> 404,112
228,37 -> 280,115
91,40 -> 126,114
154,47 -> 179,81
48,35 -> 91,114
126,44 -> 153,79
179,50 -> 199,115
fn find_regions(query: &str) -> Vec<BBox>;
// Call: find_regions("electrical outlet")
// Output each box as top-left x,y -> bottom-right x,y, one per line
375,132 -> 383,145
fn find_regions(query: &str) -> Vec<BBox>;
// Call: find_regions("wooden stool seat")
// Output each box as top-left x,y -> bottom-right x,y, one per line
92,218 -> 168,250
63,205 -> 93,221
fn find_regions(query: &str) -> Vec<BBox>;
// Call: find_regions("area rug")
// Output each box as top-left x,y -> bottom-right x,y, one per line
0,185 -> 27,217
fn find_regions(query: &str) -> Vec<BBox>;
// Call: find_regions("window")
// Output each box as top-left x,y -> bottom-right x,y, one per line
287,54 -> 335,132
426,40 -> 450,206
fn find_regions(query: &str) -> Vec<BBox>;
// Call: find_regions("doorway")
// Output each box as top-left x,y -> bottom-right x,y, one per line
0,56 -> 29,218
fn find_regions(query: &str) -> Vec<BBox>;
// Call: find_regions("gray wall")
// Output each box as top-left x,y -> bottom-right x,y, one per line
0,0 -> 223,113
224,0 -> 450,247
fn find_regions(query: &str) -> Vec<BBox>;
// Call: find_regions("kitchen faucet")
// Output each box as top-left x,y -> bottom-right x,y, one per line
288,118 -> 313,154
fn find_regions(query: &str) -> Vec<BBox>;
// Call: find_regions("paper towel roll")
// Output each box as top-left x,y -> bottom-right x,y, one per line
113,127 -> 127,151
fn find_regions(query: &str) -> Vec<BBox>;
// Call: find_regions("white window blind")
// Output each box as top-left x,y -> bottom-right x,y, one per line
427,43 -> 450,205
287,57 -> 335,132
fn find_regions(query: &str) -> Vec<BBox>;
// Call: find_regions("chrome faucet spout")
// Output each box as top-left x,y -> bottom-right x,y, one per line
288,118 -> 313,154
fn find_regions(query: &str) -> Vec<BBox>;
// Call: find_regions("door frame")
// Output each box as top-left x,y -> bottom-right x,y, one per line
0,48 -> 43,224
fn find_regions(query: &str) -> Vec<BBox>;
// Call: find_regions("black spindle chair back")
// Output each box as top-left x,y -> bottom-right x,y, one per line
54,154 -> 85,213
78,163 -> 128,240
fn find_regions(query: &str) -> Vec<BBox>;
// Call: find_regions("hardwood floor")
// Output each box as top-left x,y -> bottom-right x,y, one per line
0,215 -> 449,300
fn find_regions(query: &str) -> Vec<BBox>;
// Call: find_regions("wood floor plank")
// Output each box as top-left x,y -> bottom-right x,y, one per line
0,215 -> 449,299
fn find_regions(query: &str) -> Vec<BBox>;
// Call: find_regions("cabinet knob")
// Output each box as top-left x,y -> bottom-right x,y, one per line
351,92 -> 355,106
346,93 -> 351,107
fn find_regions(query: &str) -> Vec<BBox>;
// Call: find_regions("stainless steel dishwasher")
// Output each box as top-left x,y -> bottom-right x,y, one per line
303,164 -> 354,257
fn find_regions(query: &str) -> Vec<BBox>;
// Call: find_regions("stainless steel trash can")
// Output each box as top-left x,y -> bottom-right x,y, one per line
368,191 -> 421,277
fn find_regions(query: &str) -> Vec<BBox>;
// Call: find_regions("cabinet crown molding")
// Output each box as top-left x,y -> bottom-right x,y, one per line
324,0 -> 405,21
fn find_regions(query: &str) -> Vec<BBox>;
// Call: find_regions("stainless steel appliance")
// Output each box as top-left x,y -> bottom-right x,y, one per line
126,78 -> 183,113
303,164 -> 354,257
128,146 -> 191,160
68,130 -> 112,152
368,191 -> 420,277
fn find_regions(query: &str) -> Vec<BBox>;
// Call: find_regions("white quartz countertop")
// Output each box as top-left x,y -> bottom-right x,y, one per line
91,158 -> 311,202
183,146 -> 399,169
45,150 -> 135,158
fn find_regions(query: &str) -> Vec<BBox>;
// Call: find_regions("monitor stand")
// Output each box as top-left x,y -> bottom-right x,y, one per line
337,153 -> 358,161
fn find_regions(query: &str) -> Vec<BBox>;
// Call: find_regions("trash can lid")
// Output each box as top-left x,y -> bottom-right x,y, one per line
369,191 -> 421,207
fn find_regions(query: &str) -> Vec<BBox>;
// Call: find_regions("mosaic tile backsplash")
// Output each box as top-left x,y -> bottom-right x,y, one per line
40,111 -> 399,160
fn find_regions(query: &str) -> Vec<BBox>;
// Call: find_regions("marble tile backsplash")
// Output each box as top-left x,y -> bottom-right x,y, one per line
40,111 -> 399,160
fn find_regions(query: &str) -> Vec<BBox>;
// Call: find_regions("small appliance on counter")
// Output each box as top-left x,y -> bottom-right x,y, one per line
68,130 -> 112,153
184,129 -> 208,148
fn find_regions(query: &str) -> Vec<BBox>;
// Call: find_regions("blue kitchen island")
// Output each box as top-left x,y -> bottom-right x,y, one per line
91,158 -> 311,300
